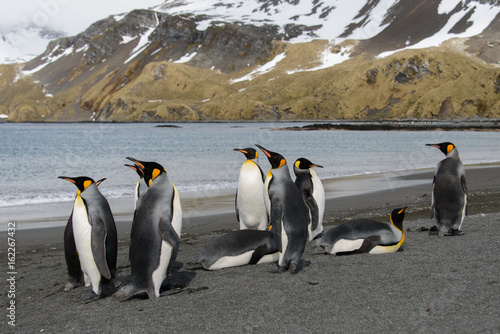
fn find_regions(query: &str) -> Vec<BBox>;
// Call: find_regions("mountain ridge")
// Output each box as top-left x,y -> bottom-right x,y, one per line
0,0 -> 499,122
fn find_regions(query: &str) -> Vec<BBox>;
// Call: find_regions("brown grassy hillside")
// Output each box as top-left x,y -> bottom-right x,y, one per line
1,39 -> 499,122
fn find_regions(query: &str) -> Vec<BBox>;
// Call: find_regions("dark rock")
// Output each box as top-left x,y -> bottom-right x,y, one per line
438,98 -> 453,118
366,68 -> 378,84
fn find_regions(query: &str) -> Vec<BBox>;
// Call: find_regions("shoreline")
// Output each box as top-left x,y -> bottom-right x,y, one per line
2,163 -> 500,251
2,163 -> 500,332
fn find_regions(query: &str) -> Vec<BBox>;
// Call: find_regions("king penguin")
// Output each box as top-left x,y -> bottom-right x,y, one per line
313,208 -> 406,255
59,176 -> 118,300
426,142 -> 468,237
124,163 -> 147,207
256,144 -> 309,273
63,177 -> 106,291
189,230 -> 279,270
114,157 -> 182,301
294,158 -> 325,241
234,148 -> 268,230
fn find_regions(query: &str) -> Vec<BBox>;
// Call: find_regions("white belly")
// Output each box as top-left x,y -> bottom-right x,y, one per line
331,239 -> 364,255
208,250 -> 254,270
72,196 -> 102,295
257,252 -> 279,264
151,241 -> 173,297
279,220 -> 288,266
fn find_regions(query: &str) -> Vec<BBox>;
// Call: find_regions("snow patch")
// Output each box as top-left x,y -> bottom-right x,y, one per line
378,2 -> 500,58
230,52 -> 286,83
287,44 -> 353,74
174,52 -> 197,63
438,0 -> 463,14
124,13 -> 160,63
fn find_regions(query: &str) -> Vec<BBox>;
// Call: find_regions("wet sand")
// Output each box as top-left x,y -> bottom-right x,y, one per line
1,165 -> 499,332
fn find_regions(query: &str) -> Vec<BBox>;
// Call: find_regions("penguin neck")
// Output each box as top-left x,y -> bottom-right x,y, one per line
390,216 -> 404,233
447,149 -> 460,160
150,172 -> 169,187
390,216 -> 405,244
293,167 -> 308,178
271,164 -> 292,180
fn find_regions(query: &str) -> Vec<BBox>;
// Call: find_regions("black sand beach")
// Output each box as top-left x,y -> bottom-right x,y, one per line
2,166 -> 499,333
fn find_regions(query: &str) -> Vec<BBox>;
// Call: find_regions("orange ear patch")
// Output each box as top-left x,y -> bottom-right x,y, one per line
447,144 -> 454,155
152,168 -> 161,180
83,180 -> 92,190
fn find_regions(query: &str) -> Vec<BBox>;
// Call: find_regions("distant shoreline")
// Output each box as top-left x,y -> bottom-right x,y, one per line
276,120 -> 500,131
2,119 -> 500,131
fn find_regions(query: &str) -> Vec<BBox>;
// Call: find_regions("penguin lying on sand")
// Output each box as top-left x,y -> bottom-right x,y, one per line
313,208 -> 406,255
59,176 -> 118,301
114,157 -> 182,301
426,142 -> 467,237
189,230 -> 279,270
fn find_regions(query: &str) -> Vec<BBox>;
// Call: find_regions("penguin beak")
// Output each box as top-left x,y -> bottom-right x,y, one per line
95,178 -> 106,186
58,176 -> 76,184
310,164 -> 323,168
126,157 -> 145,169
234,149 -> 247,154
426,144 -> 439,149
125,163 -> 144,174
255,144 -> 271,158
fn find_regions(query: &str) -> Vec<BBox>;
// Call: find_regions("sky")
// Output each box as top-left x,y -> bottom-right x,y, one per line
0,0 -> 161,34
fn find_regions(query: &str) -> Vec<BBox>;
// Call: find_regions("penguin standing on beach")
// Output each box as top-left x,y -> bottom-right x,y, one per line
114,157 -> 182,301
256,145 -> 309,273
426,142 -> 468,237
62,177 -> 106,291
294,158 -> 325,241
58,176 -> 118,300
189,230 -> 279,270
124,163 -> 147,207
234,148 -> 268,230
313,208 -> 406,255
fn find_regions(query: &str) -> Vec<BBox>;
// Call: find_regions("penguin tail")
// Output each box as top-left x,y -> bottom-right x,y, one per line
186,260 -> 205,270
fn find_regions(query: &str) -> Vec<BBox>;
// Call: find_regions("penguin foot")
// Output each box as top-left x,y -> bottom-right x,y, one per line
111,277 -> 123,290
428,226 -> 439,236
113,284 -> 142,302
82,291 -> 102,304
268,265 -> 287,274
63,281 -> 82,292
451,229 -> 465,236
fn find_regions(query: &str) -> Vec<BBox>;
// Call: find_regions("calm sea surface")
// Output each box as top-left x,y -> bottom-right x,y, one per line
1,122 -> 499,208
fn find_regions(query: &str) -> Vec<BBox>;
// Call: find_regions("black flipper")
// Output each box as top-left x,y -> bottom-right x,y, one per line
90,215 -> 112,280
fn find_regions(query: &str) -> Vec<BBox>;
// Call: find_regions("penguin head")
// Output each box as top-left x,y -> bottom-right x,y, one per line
124,164 -> 145,179
390,207 -> 406,231
126,157 -> 166,187
426,142 -> 456,156
294,158 -> 323,170
255,144 -> 286,169
234,148 -> 258,160
58,176 -> 101,194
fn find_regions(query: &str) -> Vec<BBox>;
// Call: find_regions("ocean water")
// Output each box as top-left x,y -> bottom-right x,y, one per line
1,122 -> 500,209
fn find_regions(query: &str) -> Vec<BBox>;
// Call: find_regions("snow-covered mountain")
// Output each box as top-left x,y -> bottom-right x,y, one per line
0,26 -> 65,64
1,0 -> 499,122
4,0 -> 500,66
